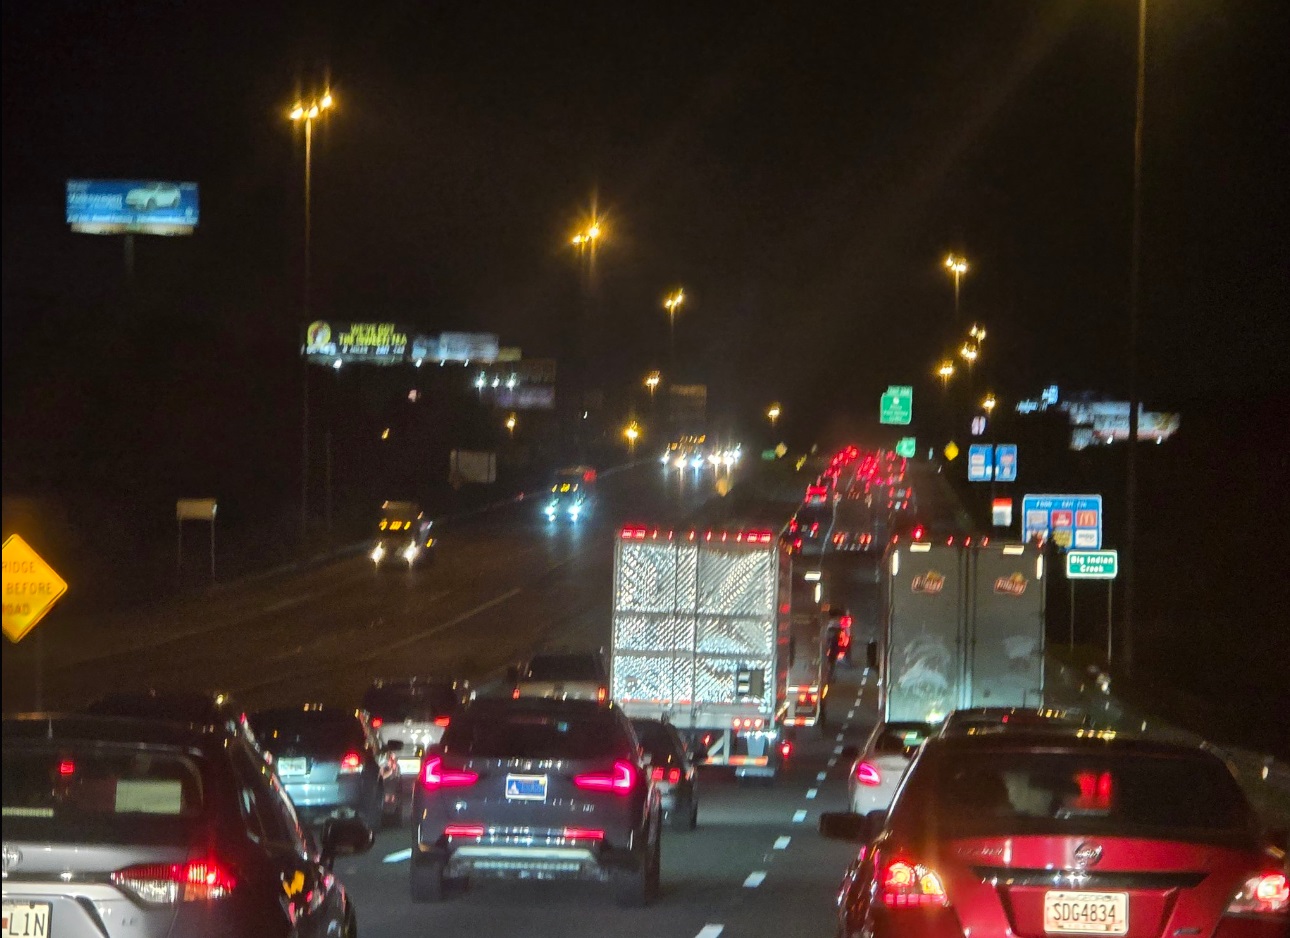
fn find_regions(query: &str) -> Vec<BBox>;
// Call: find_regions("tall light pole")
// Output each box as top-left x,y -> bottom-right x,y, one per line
290,89 -> 334,540
644,371 -> 661,398
936,360 -> 956,391
767,402 -> 781,429
624,421 -> 641,456
663,288 -> 685,376
944,254 -> 969,321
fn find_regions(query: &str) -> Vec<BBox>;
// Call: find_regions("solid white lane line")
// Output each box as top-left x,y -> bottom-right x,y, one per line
362,587 -> 522,659
744,871 -> 767,888
817,771 -> 828,782
383,848 -> 412,863
793,809 -> 808,823
774,836 -> 791,850
806,788 -> 819,799
695,927 -> 725,938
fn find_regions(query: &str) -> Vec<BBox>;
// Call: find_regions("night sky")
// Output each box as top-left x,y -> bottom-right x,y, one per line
3,1 -> 1288,467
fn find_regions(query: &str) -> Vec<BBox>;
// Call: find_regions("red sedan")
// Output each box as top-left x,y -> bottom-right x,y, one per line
823,730 -> 1288,938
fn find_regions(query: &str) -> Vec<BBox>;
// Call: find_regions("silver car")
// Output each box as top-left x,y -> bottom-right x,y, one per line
1,713 -> 373,938
362,678 -> 471,782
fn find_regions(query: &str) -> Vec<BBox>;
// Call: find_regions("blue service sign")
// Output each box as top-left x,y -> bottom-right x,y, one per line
1022,494 -> 1102,550
67,180 -> 199,234
995,444 -> 1018,482
967,444 -> 993,482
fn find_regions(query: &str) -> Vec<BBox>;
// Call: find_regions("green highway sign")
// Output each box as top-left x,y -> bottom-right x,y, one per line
1066,549 -> 1118,580
895,437 -> 916,458
880,385 -> 913,425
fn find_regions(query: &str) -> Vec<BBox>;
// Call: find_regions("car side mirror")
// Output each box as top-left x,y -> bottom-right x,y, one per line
383,739 -> 404,753
319,816 -> 374,867
840,744 -> 860,761
865,641 -> 878,670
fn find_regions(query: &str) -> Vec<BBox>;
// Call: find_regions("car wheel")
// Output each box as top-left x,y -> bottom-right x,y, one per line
361,786 -> 384,832
410,856 -> 448,902
670,793 -> 696,833
612,835 -> 659,907
381,784 -> 403,828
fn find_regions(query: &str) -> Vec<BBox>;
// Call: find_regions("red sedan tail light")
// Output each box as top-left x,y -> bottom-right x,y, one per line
880,859 -> 947,908
855,761 -> 882,786
574,760 -> 635,794
112,857 -> 236,904
338,751 -> 363,774
1227,871 -> 1289,916
420,755 -> 479,791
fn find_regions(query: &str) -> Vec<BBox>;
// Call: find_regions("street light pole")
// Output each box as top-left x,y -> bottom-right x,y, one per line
944,254 -> 969,322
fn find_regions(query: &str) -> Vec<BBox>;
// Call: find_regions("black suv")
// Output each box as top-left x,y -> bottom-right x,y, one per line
409,697 -> 661,906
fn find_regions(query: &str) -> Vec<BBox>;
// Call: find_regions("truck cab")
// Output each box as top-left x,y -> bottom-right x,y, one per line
371,501 -> 436,568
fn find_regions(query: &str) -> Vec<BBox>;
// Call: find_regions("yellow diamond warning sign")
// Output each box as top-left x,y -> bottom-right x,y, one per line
3,534 -> 68,643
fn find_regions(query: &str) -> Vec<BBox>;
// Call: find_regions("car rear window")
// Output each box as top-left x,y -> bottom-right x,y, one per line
872,722 -> 930,755
894,748 -> 1259,843
524,656 -> 603,682
362,685 -> 458,722
251,714 -> 365,755
444,709 -> 629,760
632,721 -> 678,757
2,744 -> 205,841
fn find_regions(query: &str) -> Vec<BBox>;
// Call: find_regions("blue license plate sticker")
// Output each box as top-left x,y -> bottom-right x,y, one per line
505,773 -> 548,801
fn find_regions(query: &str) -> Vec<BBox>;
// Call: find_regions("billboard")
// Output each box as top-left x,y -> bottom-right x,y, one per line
1022,494 -> 1103,550
66,179 -> 199,235
303,321 -> 410,365
495,386 -> 555,410
412,332 -> 500,364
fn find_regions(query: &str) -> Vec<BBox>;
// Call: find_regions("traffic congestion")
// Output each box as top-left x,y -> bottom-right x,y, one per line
4,2 -> 1288,937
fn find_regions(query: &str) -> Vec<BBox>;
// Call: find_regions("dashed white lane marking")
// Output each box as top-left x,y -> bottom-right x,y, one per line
847,708 -> 856,719
817,771 -> 828,782
383,848 -> 412,863
827,757 -> 837,768
806,788 -> 819,800
695,926 -> 725,938
833,745 -> 843,755
835,732 -> 845,742
793,809 -> 808,823
773,836 -> 791,850
744,871 -> 767,888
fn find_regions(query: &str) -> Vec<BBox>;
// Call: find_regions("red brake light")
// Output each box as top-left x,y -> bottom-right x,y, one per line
574,760 -> 635,795
562,827 -> 605,841
339,751 -> 363,773
1227,871 -> 1289,916
881,859 -> 947,907
855,761 -> 882,786
912,525 -> 925,540
369,716 -> 383,728
112,858 -> 236,904
596,686 -> 608,703
433,716 -> 451,727
779,740 -> 793,759
444,824 -> 485,838
420,755 -> 479,791
650,766 -> 664,781
58,759 -> 76,776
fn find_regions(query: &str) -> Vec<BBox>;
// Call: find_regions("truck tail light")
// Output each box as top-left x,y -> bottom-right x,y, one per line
444,824 -> 485,838
433,716 -> 451,727
112,857 -> 236,904
1226,872 -> 1289,916
574,760 -> 635,794
420,756 -> 478,791
881,859 -> 947,908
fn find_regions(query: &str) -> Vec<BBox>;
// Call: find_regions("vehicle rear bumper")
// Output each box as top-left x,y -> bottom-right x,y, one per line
423,840 -> 638,882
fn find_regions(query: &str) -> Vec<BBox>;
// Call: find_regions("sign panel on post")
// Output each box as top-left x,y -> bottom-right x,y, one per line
304,322 -> 410,365
1022,494 -> 1103,549
880,386 -> 913,425
1067,550 -> 1118,579
67,180 -> 199,235
994,444 -> 1018,482
992,498 -> 1014,527
968,444 -> 993,481
895,437 -> 917,458
2,534 -> 68,643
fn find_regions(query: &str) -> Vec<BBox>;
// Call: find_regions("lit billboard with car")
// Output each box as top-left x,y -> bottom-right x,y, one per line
66,179 -> 199,235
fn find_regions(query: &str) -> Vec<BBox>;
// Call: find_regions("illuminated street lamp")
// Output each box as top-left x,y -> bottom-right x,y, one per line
570,220 -> 603,247
936,360 -> 956,390
505,413 -> 517,437
644,371 -> 661,397
982,393 -> 997,413
663,288 -> 685,373
944,253 -> 969,321
767,402 -> 782,428
290,87 -> 335,540
958,342 -> 979,365
624,421 -> 641,455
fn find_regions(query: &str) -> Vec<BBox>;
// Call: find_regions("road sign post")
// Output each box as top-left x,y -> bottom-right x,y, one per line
880,386 -> 913,426
2,534 -> 69,644
1065,549 -> 1118,662
177,498 -> 218,579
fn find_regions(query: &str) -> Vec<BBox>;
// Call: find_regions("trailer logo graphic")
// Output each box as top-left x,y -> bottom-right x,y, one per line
910,571 -> 946,594
993,573 -> 1029,596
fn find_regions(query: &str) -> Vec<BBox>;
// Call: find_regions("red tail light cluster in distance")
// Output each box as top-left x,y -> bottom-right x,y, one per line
444,824 -> 485,838
420,755 -> 479,791
574,760 -> 636,794
650,766 -> 682,784
338,752 -> 363,773
433,715 -> 451,727
621,527 -> 771,544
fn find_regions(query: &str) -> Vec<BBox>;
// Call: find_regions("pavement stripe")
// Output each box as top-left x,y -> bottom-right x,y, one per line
773,836 -> 791,850
836,732 -> 845,742
806,787 -> 818,800
382,848 -> 412,863
695,928 -> 724,938
744,871 -> 767,888
833,745 -> 843,755
827,756 -> 837,768
816,771 -> 827,782
847,708 -> 856,719
793,809 -> 807,823
361,587 -> 523,659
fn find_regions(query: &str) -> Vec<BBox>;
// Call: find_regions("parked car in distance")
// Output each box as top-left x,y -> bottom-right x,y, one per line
822,730 -> 1288,938
632,717 -> 699,831
512,650 -> 609,702
846,720 -> 933,815
362,678 -> 471,781
410,696 -> 661,906
250,704 -> 405,829
81,688 -> 265,760
1,713 -> 373,938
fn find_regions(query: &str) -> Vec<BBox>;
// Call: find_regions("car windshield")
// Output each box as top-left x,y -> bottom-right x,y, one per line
2,742 -> 206,842
894,748 -> 1260,844
524,655 -> 602,681
251,712 -> 365,755
631,721 -> 679,758
362,685 -> 458,722
443,707 -> 629,760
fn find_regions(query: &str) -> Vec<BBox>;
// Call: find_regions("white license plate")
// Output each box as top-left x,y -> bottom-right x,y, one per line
277,756 -> 308,777
505,773 -> 548,801
2,901 -> 51,938
1044,890 -> 1128,935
